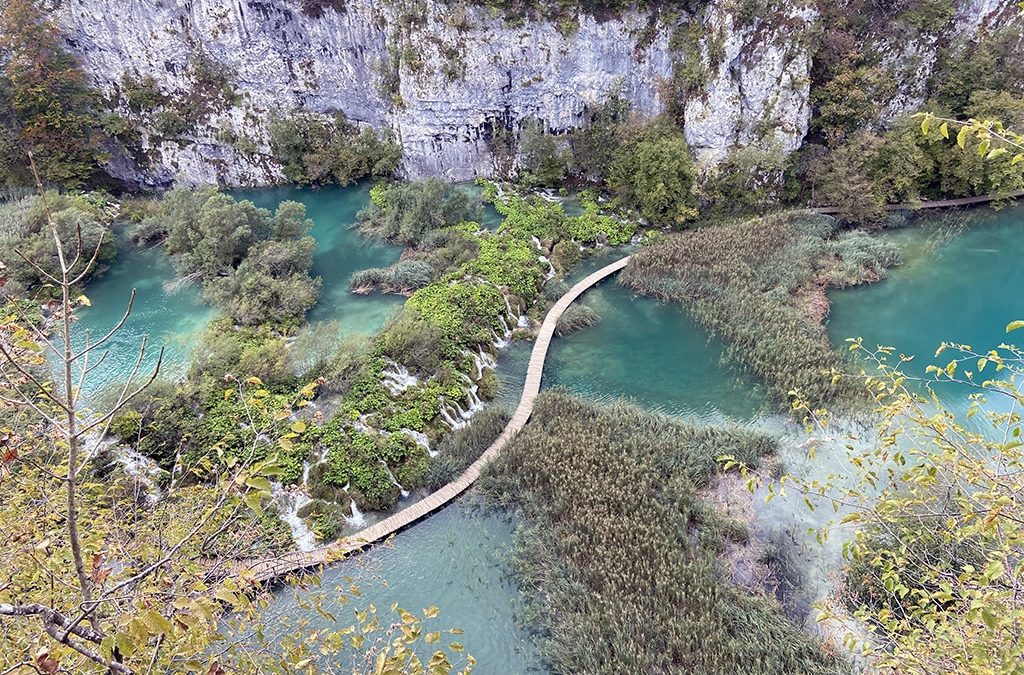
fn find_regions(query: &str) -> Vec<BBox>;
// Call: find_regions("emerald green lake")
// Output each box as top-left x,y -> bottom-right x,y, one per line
72,185 -> 402,400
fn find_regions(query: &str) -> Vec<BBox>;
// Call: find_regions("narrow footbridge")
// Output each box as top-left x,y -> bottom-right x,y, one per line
238,255 -> 632,583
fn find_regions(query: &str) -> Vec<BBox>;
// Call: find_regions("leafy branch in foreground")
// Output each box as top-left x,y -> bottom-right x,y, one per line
916,112 -> 1024,170
723,323 -> 1024,673
0,160 -> 474,673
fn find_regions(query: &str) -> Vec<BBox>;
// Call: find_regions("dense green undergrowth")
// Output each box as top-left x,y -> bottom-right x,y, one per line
106,180 -> 637,535
480,391 -> 845,674
620,212 -> 902,409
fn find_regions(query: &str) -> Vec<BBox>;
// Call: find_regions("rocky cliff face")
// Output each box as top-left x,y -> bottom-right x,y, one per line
52,0 -> 1014,187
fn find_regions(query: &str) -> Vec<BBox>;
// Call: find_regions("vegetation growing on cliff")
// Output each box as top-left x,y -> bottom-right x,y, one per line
0,0 -> 108,188
268,110 -> 402,185
480,391 -> 843,674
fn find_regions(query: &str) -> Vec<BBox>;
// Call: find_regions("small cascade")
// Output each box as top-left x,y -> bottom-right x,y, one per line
538,255 -> 556,281
381,359 -> 419,396
473,347 -> 497,379
438,398 -> 468,430
402,428 -> 435,457
301,446 -> 330,485
114,446 -> 162,506
272,484 -> 317,552
465,385 -> 484,414
345,499 -> 366,528
530,235 -> 543,251
380,460 -> 410,498
352,415 -> 373,434
517,314 -> 531,328
502,294 -> 517,320
492,315 -> 512,349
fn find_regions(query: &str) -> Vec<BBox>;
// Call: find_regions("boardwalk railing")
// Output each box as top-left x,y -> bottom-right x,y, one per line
238,255 -> 632,583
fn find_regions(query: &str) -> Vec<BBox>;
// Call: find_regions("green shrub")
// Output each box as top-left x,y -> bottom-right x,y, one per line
607,121 -> 699,226
356,179 -> 482,245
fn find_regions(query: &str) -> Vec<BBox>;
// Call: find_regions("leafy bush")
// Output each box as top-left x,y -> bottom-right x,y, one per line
607,121 -> 699,226
0,192 -> 115,294
356,179 -> 482,246
517,119 -> 569,187
461,235 -> 545,301
479,391 -> 839,674
406,280 -> 507,355
268,111 -> 401,185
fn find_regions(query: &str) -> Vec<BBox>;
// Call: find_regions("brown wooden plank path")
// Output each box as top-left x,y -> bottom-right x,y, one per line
809,190 -> 1023,215
237,254 -> 632,584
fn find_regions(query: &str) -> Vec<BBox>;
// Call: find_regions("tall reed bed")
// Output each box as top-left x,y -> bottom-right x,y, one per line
620,212 -> 902,408
480,391 -> 844,674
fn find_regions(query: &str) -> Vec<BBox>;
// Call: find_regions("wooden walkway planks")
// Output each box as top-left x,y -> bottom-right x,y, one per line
809,190 -> 1024,215
241,255 -> 632,583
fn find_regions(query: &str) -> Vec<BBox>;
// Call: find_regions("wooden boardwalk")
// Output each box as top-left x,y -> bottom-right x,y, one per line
239,255 -> 632,584
809,190 -> 1023,215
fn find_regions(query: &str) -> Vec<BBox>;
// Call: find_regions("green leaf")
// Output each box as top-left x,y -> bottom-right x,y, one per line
246,476 -> 272,493
243,492 -> 264,516
957,125 -> 969,149
141,609 -> 173,635
1006,320 -> 1024,333
920,116 -> 931,136
939,122 -> 949,139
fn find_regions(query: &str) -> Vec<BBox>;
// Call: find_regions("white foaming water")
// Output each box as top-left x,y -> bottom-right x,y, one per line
301,445 -> 330,485
538,255 -> 556,280
380,461 -> 410,498
517,314 -> 531,328
345,499 -> 366,528
272,484 -> 317,552
114,445 -> 163,506
381,359 -> 419,396
438,399 -> 469,430
473,347 -> 497,379
402,428 -> 435,457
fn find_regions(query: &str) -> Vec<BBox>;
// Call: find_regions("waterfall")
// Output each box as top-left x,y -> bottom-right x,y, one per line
345,499 -> 366,528
381,359 -> 419,396
272,484 -> 317,552
438,398 -> 468,430
538,255 -> 556,281
530,235 -> 543,251
380,460 -> 410,498
114,446 -> 163,506
301,445 -> 330,485
517,314 -> 531,328
401,428 -> 435,457
473,347 -> 497,379
502,294 -> 517,319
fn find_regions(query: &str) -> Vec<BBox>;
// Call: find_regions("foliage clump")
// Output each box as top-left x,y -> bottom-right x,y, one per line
620,212 -> 902,408
269,110 -> 401,185
146,186 -> 321,326
356,179 -> 482,245
0,191 -> 116,294
480,391 -> 841,675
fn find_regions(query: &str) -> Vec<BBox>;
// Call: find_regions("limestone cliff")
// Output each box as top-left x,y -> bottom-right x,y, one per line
51,0 -> 1015,187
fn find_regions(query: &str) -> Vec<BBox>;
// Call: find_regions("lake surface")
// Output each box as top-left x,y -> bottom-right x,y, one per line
72,184 -> 402,401
76,190 -> 1024,672
266,497 -> 539,674
828,203 -> 1024,414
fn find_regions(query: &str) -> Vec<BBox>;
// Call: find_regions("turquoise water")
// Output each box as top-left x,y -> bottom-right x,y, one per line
71,240 -> 216,402
267,498 -> 539,674
72,185 -> 403,400
544,282 -> 767,422
828,204 -> 1024,412
230,184 -> 405,334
